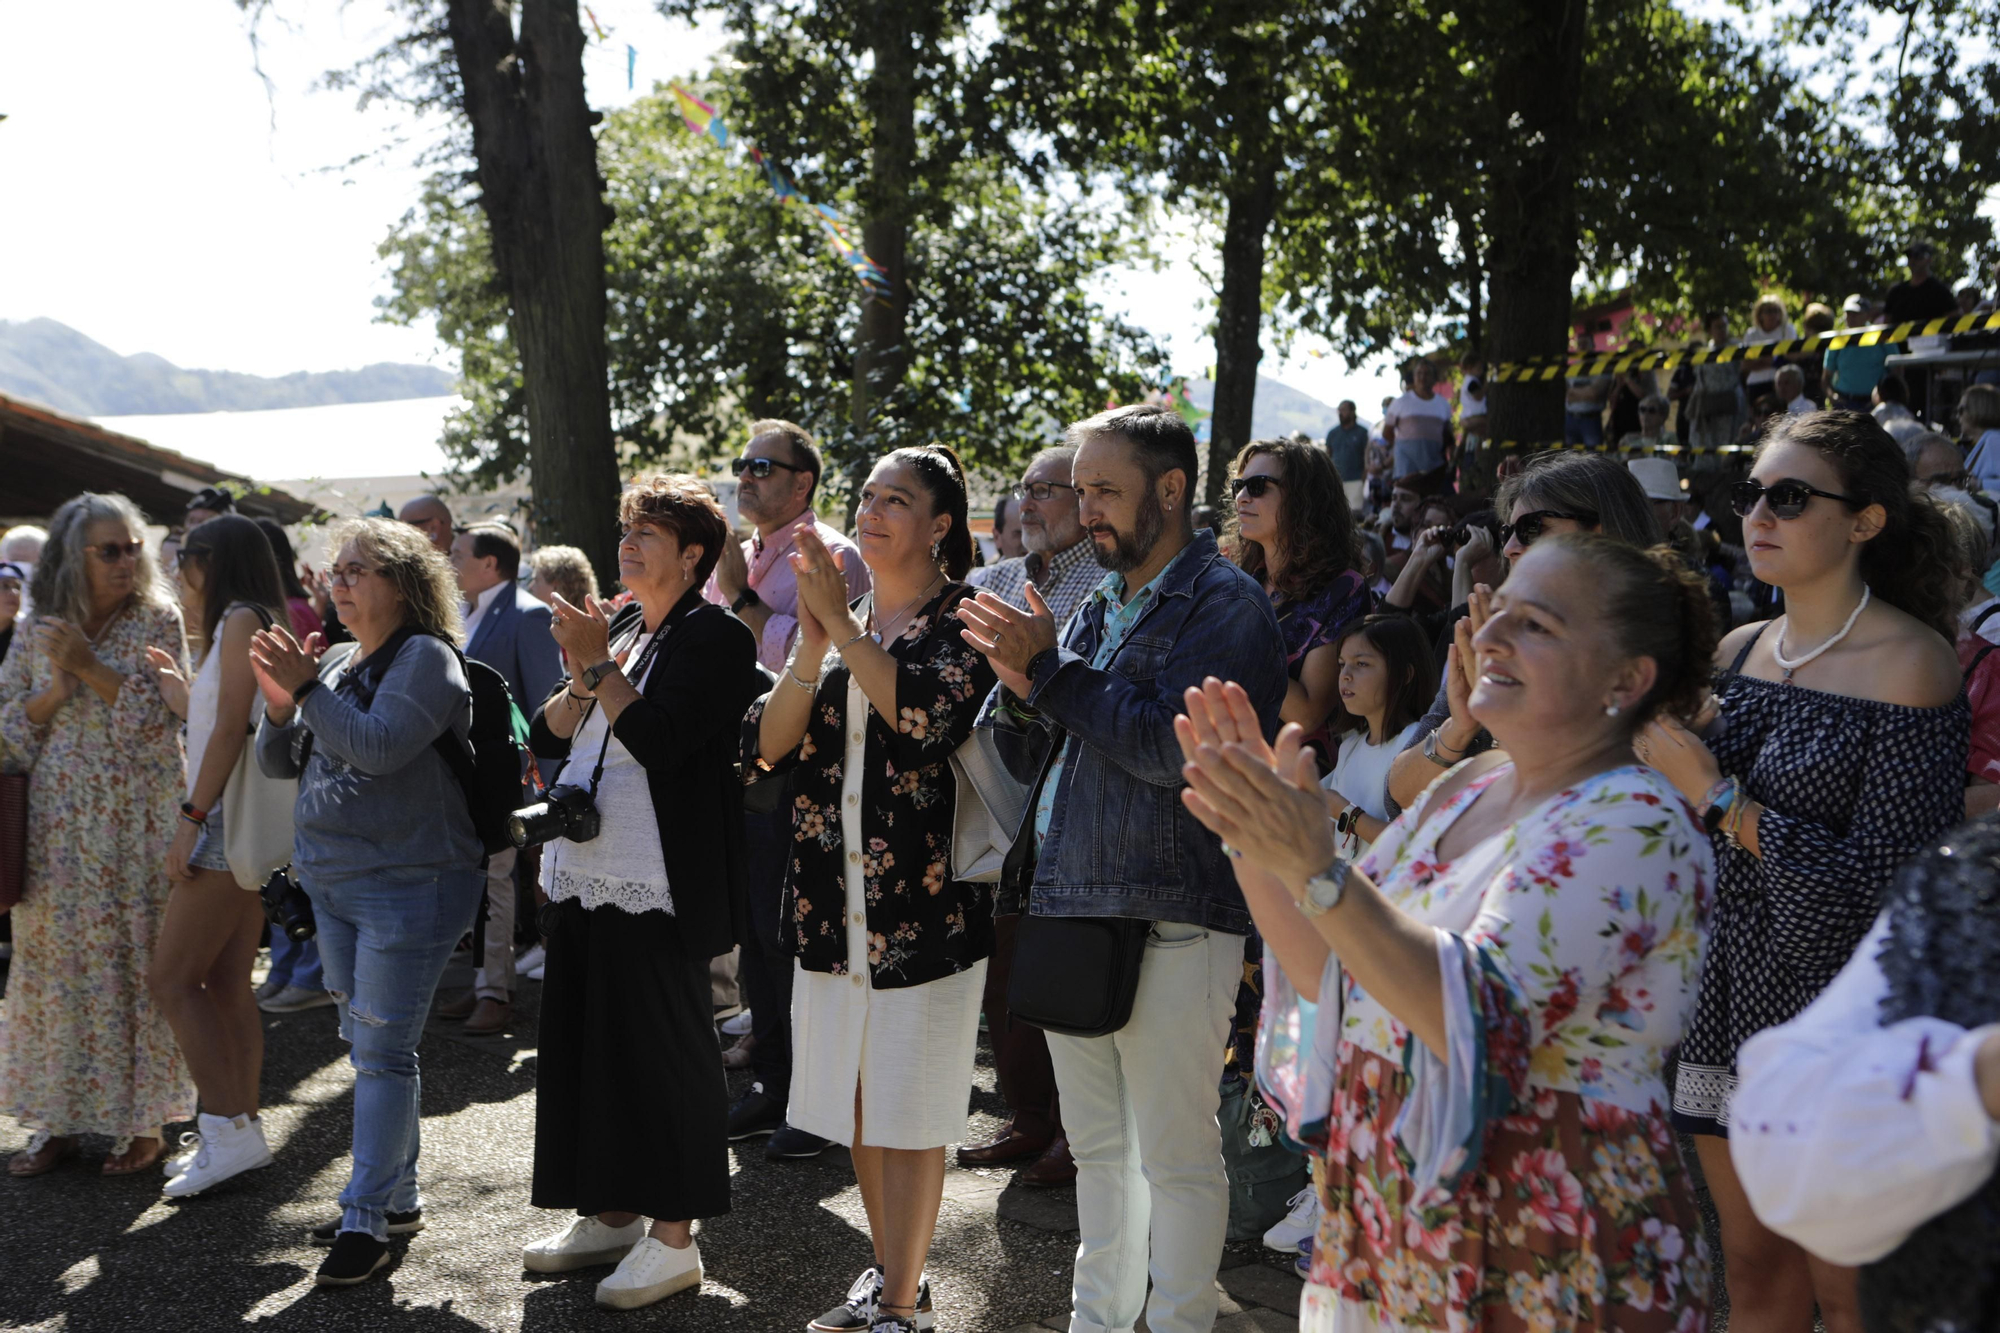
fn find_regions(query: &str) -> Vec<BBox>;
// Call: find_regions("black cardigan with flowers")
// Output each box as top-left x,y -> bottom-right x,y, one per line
741,583 -> 998,989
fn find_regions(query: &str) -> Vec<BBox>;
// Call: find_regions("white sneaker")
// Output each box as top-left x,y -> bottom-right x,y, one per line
1263,1185 -> 1321,1253
515,943 -> 546,977
163,1113 -> 274,1198
720,1007 -> 754,1037
521,1214 -> 645,1273
595,1236 -> 702,1309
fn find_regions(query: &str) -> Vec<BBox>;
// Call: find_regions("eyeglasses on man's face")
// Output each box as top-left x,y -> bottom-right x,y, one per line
732,456 -> 807,480
1011,481 -> 1072,503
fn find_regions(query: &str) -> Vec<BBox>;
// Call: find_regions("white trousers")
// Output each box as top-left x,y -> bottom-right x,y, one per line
1046,922 -> 1243,1333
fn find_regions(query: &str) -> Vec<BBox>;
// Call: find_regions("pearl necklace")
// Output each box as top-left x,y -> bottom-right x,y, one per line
1772,586 -> 1870,684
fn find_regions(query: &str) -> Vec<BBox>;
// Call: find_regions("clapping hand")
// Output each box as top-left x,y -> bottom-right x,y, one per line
547,592 -> 614,671
789,524 -> 861,643
145,646 -> 190,720
34,618 -> 98,677
248,625 -> 320,716
957,585 -> 1058,699
1174,678 -> 1337,889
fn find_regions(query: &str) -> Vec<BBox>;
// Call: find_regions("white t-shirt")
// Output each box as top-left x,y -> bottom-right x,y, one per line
1323,720 -> 1422,851
1385,390 -> 1451,478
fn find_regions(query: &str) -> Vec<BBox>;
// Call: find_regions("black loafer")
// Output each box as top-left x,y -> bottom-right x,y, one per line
315,1231 -> 391,1286
766,1124 -> 832,1160
311,1209 -> 424,1245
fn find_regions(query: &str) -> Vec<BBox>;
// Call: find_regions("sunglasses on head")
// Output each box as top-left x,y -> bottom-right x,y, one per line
1229,474 -> 1284,500
731,456 -> 808,480
1729,478 -> 1855,519
1499,510 -> 1595,548
91,540 -> 144,564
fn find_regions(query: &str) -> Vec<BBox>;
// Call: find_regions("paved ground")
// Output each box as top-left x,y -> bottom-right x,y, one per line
0,949 -> 1307,1333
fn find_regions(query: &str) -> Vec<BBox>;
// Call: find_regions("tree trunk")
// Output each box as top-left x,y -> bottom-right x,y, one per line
1483,0 -> 1587,453
1207,155 -> 1280,507
847,3 -> 919,518
1452,194 -> 1484,355
445,0 -> 621,585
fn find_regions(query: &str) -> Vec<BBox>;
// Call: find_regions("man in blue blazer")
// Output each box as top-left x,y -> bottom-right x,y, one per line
445,522 -> 563,1034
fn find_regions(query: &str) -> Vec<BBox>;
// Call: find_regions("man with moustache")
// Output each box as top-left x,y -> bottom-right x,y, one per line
960,405 -> 1287,1333
991,493 -> 1028,560
706,419 -> 868,1160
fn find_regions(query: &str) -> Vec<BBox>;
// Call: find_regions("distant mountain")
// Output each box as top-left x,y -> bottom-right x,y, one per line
0,318 -> 455,416
1183,375 -> 1344,441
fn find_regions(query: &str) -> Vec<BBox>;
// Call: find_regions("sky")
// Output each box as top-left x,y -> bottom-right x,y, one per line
0,0 -> 1400,480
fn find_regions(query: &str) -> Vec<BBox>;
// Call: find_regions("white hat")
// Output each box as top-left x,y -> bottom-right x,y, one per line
1628,457 -> 1683,503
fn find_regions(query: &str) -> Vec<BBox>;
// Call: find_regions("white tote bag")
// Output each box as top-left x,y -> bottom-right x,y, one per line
947,724 -> 1030,883
222,694 -> 299,890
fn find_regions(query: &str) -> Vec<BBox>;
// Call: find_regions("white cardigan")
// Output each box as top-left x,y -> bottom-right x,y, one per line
1729,913 -> 2000,1265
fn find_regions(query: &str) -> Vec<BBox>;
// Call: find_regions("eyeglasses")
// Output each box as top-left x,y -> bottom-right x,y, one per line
731,456 -> 808,479
1499,509 -> 1596,547
1229,475 -> 1284,500
91,540 -> 144,564
1729,478 -> 1856,519
325,563 -> 378,588
1011,481 -> 1071,503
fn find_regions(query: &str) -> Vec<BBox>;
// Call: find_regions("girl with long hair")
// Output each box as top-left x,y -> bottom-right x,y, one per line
1637,410 -> 1969,1333
1320,614 -> 1439,855
143,514 -> 290,1197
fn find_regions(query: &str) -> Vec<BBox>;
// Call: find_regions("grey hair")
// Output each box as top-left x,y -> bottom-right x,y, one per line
1905,429 -> 1959,470
1,525 -> 48,562
29,492 -> 173,624
1027,443 -> 1079,476
1774,365 -> 1805,389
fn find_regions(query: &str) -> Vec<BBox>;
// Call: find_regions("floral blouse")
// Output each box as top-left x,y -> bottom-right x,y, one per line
1262,763 -> 1713,1333
742,583 -> 999,989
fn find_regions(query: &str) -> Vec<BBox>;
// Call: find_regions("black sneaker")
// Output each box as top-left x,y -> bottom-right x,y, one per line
727,1082 -> 786,1140
311,1209 -> 424,1245
766,1124 -> 832,1160
808,1265 -> 881,1332
314,1231 -> 391,1286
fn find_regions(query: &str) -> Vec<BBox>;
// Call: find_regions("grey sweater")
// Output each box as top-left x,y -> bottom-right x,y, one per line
256,633 -> 480,887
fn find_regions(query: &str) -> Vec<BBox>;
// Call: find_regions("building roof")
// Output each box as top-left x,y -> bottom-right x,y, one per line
0,392 -> 317,525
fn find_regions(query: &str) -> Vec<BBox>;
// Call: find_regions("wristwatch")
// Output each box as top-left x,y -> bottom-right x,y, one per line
1298,857 -> 1351,918
731,587 -> 762,614
580,659 -> 619,693
1422,727 -> 1464,768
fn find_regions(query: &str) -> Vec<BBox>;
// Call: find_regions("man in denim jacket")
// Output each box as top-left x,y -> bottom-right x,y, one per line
961,404 -> 1286,1333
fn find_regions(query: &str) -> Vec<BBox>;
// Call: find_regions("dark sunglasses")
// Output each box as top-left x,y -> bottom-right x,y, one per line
175,546 -> 209,567
1499,510 -> 1595,547
731,456 -> 808,479
1729,478 -> 1855,519
1229,474 -> 1284,500
91,540 -> 144,563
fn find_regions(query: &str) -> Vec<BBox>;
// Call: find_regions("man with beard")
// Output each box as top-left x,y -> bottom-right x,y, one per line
959,444 -> 1100,1187
959,405 -> 1287,1333
706,419 -> 868,1161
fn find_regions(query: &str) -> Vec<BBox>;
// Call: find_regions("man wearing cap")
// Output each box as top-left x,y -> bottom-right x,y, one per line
1824,295 -> 1896,411
185,486 -> 235,529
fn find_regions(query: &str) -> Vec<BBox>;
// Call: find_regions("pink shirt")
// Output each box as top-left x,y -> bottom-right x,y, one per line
705,517 -> 869,671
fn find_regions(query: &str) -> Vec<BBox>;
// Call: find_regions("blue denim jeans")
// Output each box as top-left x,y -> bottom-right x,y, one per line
1564,409 -> 1605,448
266,923 -> 324,992
307,865 -> 484,1239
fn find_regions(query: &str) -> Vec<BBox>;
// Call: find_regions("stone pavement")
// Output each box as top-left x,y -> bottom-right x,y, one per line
0,949 -> 1306,1332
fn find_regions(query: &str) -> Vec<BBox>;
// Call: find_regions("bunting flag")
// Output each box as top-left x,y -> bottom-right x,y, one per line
583,5 -> 608,41
626,44 -> 637,90
669,84 -> 892,300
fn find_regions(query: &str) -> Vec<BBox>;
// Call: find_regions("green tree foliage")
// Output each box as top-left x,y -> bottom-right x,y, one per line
377,81 -> 1164,496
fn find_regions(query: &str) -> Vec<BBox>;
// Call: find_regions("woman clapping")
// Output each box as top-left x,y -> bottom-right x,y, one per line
1179,534 -> 1719,1332
747,445 -> 998,1333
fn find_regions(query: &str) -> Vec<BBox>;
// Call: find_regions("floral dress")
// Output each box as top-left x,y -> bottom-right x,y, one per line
0,599 -> 194,1138
1260,763 -> 1713,1333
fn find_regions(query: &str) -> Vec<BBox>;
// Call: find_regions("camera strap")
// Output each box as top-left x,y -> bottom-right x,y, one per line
561,615 -> 675,799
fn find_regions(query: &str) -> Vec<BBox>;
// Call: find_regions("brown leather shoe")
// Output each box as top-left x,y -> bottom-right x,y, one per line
956,1121 -> 1053,1167
1018,1135 -> 1076,1187
462,997 -> 511,1035
433,989 -> 477,1020
721,1033 -> 758,1070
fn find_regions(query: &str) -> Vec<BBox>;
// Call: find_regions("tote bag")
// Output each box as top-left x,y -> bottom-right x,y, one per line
222,694 -> 297,890
946,723 -> 1030,883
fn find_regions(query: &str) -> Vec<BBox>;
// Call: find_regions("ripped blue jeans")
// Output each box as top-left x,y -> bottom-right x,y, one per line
306,864 -> 485,1240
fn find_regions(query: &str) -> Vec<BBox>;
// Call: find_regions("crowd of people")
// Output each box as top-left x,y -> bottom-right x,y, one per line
2,384 -> 1999,1333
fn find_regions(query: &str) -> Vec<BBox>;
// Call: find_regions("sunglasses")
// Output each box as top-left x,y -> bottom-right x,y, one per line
1729,478 -> 1855,519
175,546 -> 209,567
731,456 -> 808,480
1499,509 -> 1595,547
1230,475 -> 1284,500
92,540 -> 144,564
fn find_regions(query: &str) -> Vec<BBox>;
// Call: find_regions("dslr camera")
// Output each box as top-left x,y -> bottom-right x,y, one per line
260,866 -> 316,942
508,783 -> 601,850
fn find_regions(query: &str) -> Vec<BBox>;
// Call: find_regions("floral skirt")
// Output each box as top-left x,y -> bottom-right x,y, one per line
1305,1050 -> 1709,1333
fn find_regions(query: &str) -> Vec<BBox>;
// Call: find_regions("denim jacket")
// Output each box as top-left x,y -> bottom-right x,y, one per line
980,529 -> 1286,933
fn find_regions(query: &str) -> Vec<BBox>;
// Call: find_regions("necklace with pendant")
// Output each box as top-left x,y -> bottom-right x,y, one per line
1772,586 -> 1870,684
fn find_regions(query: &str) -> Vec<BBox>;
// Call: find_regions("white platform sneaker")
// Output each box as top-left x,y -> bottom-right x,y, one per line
1263,1185 -> 1322,1253
521,1215 -> 645,1273
163,1112 -> 274,1198
596,1236 -> 702,1309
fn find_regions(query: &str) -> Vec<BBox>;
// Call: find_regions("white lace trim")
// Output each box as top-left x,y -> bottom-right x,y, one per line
546,866 -> 675,917
1672,1061 -> 1737,1124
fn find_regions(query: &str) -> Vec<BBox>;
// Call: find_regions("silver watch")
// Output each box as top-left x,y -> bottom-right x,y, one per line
1298,857 -> 1351,918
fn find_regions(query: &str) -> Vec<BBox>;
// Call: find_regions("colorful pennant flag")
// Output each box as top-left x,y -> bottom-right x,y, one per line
669,84 -> 892,301
583,5 -> 607,41
626,44 -> 637,90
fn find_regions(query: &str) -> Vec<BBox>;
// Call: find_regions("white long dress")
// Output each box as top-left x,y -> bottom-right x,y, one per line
787,668 -> 987,1150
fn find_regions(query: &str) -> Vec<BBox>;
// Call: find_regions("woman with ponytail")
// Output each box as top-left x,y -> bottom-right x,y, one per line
1636,410 -> 1969,1333
746,444 -> 997,1333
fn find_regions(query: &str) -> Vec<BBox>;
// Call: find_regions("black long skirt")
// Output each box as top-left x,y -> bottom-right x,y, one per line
530,897 -> 730,1221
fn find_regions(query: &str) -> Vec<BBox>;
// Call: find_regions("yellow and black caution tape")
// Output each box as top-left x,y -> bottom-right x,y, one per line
1489,310 -> 2000,383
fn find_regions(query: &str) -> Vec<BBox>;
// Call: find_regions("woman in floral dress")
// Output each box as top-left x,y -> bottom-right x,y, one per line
746,445 -> 998,1333
2,492 -> 193,1176
1177,533 -> 1719,1333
